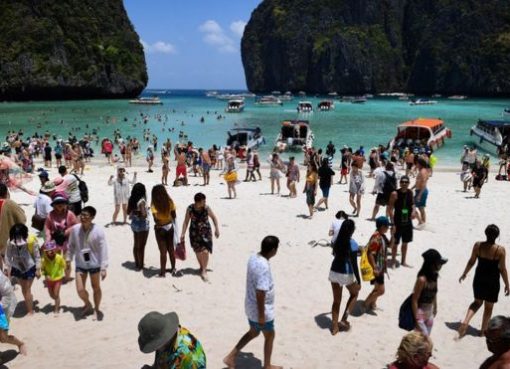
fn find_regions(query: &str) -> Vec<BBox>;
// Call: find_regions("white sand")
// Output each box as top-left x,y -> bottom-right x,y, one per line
4,157 -> 508,369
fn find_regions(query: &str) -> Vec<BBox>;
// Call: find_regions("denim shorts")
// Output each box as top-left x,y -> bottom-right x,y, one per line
76,267 -> 100,275
11,266 -> 36,280
249,319 -> 274,332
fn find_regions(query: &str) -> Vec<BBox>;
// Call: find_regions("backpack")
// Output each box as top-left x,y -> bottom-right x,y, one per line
73,174 -> 89,203
382,171 -> 397,197
398,294 -> 415,331
27,234 -> 38,256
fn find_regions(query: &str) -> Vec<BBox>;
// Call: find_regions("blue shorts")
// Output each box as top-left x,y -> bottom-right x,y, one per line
11,266 -> 36,280
130,216 -> 150,233
320,185 -> 330,198
414,188 -> 429,208
0,305 -> 9,331
249,319 -> 274,332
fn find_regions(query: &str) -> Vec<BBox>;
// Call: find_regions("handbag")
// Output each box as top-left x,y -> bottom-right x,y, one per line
398,294 -> 415,331
359,247 -> 374,282
31,213 -> 45,231
175,240 -> 186,261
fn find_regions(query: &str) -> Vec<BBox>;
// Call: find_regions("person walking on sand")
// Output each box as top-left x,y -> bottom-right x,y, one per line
472,159 -> 488,199
224,236 -> 282,369
151,185 -> 179,277
329,219 -> 361,334
54,165 -> 82,216
315,158 -> 335,210
180,193 -> 220,282
146,146 -> 155,173
200,148 -> 211,186
458,225 -> 510,338
221,155 -> 238,199
286,156 -> 299,198
128,183 -> 150,270
364,216 -> 390,313
41,241 -> 66,314
412,158 -> 429,225
108,165 -> 136,225
411,249 -> 447,336
176,150 -> 188,186
268,153 -> 284,195
303,162 -> 318,219
348,162 -> 365,217
0,270 -> 27,355
161,150 -> 169,186
66,206 -> 108,320
479,316 -> 510,369
387,175 -> 415,268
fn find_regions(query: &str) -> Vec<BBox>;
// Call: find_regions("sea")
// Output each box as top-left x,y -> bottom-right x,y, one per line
1,89 -> 509,166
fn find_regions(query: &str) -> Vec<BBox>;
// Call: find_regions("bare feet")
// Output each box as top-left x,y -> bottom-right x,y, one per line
93,309 -> 104,321
457,323 -> 468,339
401,263 -> 413,268
81,303 -> 93,318
331,323 -> 339,336
19,343 -> 27,355
200,272 -> 209,282
339,320 -> 351,331
223,353 -> 236,369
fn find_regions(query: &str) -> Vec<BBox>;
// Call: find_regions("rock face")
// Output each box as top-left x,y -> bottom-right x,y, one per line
242,0 -> 510,96
0,0 -> 148,100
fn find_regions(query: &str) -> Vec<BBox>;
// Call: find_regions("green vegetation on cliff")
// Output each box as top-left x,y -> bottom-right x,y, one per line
242,0 -> 510,96
0,0 -> 147,100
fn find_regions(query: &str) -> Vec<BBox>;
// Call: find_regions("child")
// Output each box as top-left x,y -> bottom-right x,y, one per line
0,270 -> 26,354
41,241 -> 66,314
5,224 -> 41,315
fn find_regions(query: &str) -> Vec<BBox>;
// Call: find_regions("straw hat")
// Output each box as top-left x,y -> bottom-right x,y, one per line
41,182 -> 56,193
138,311 -> 179,353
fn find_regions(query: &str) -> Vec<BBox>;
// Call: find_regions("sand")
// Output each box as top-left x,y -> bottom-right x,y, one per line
4,156 -> 508,369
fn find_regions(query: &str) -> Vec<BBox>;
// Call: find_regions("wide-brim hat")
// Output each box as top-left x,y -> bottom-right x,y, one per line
138,311 -> 179,354
41,182 -> 56,193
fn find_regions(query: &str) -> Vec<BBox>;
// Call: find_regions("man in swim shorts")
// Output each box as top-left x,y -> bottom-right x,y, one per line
412,158 -> 429,225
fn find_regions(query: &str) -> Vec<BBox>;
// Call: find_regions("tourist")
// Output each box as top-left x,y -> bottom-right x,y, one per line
223,236 -> 282,369
146,146 -> 154,173
41,241 -> 66,314
54,140 -> 63,167
161,149 -> 169,186
348,162 -> 365,217
388,331 -> 438,369
458,225 -> 510,338
387,175 -> 415,268
479,316 -> 510,369
108,165 -> 136,225
128,183 -> 150,271
329,219 -> 361,334
200,147 -> 212,186
244,148 -> 255,182
482,154 -> 491,183
269,153 -> 284,195
32,181 -> 56,234
472,159 -> 488,199
43,142 -> 52,167
175,149 -> 188,186
252,151 -> 262,180
286,156 -> 300,198
338,147 -> 351,184
138,311 -> 206,369
151,184 -> 179,277
216,145 -> 225,170
54,165 -> 82,216
411,249 -> 447,336
5,224 -> 41,315
180,193 -> 220,282
364,216 -> 390,312
66,206 -> 108,320
0,270 -> 27,355
368,148 -> 379,177
329,210 -> 348,244
0,183 -> 27,266
412,158 -> 429,225
405,149 -> 415,177
460,162 -> 473,192
370,162 -> 396,221
314,157 -> 335,210
303,162 -> 318,219
221,155 -> 238,199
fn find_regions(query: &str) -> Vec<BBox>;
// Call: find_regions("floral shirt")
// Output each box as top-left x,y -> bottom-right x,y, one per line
154,327 -> 206,369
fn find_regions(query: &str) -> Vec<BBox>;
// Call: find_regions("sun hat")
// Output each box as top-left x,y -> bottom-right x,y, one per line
138,311 -> 179,353
422,249 -> 448,265
41,182 -> 56,193
375,216 -> 391,229
51,194 -> 69,206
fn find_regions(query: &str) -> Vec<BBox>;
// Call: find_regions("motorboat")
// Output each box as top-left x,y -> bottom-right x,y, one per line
409,99 -> 437,106
317,100 -> 335,111
351,96 -> 367,104
216,93 -> 244,100
226,127 -> 265,152
389,118 -> 451,152
297,101 -> 313,113
448,95 -> 468,100
502,108 -> 510,117
275,120 -> 314,152
129,97 -> 163,105
280,91 -> 293,101
205,91 -> 218,97
470,119 -> 510,155
255,95 -> 283,106
225,99 -> 245,113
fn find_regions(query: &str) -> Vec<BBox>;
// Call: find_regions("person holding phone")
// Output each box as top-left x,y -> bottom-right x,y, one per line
66,206 -> 108,320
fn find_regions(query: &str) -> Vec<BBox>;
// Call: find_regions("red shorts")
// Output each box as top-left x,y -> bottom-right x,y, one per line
341,168 -> 348,175
46,278 -> 63,290
176,165 -> 187,178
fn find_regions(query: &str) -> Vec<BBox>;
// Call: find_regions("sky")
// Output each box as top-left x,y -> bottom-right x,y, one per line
123,0 -> 263,90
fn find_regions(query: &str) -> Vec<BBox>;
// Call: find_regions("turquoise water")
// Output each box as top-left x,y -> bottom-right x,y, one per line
0,90 -> 509,165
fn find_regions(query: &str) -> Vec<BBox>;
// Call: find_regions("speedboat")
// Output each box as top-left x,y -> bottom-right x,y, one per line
226,127 -> 265,153
503,108 -> 510,117
470,119 -> 510,155
409,99 -> 437,106
389,118 -> 451,152
225,99 -> 245,113
129,97 -> 163,105
317,100 -> 335,111
280,91 -> 293,101
255,95 -> 283,106
205,91 -> 218,97
351,96 -> 367,104
297,101 -> 313,113
275,120 -> 314,152
448,95 -> 468,100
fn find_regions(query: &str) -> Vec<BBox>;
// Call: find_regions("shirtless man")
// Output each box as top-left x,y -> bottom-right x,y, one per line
200,148 -> 211,186
175,150 -> 188,186
405,150 -> 415,177
480,316 -> 510,369
412,157 -> 429,226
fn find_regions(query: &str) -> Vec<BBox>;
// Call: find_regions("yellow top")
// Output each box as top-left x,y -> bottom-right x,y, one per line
151,200 -> 176,225
306,171 -> 318,184
42,253 -> 66,281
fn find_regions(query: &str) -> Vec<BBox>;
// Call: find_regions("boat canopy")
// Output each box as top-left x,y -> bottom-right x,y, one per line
399,118 -> 445,134
477,120 -> 510,134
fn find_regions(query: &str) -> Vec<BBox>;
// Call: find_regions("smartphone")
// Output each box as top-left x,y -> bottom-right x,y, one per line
83,252 -> 91,262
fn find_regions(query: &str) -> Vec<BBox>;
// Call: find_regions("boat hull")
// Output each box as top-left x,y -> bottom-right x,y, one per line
470,126 -> 501,155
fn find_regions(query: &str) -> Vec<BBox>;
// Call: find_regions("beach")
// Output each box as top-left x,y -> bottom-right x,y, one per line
3,156 -> 508,369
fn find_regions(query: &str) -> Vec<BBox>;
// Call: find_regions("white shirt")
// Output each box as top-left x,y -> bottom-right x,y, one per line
245,254 -> 275,322
67,224 -> 108,270
329,218 -> 344,244
34,193 -> 53,218
55,174 -> 81,203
